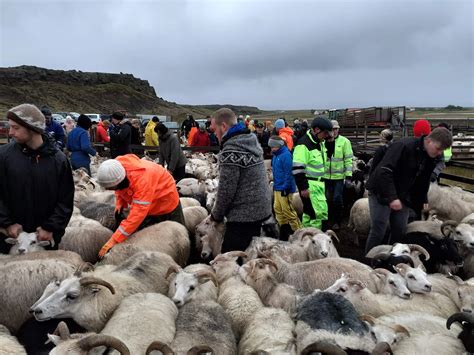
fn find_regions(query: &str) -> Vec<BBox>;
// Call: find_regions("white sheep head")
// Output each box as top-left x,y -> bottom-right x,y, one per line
394,263 -> 432,294
6,231 -> 52,255
372,268 -> 411,299
361,315 -> 410,348
441,220 -> 474,250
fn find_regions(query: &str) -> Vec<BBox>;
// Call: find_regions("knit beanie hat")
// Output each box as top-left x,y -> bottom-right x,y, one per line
77,114 -> 92,130
97,159 -> 126,188
268,135 -> 285,149
331,120 -> 340,129
274,119 -> 285,130
7,103 -> 45,133
380,129 -> 393,142
154,122 -> 168,135
413,120 -> 431,137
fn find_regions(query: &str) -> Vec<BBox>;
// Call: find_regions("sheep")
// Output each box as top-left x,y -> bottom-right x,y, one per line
239,258 -> 301,315
183,206 -> 209,236
74,190 -> 115,205
441,219 -> 474,278
266,253 -> 380,293
205,190 -> 217,212
59,226 -> 113,263
406,220 -> 444,239
428,183 -> 474,221
393,263 -> 433,294
347,197 -> 370,245
324,274 -> 459,318
0,250 -> 84,265
195,215 -> 225,260
4,231 -> 53,255
166,263 -> 218,307
294,292 -> 376,354
366,242 -> 430,271
209,252 -> 263,341
102,221 -> 190,267
98,293 -> 178,355
176,178 -> 205,197
169,299 -> 237,355
447,312 -> 474,353
179,197 -> 201,208
0,258 -> 80,333
47,322 -> 130,355
30,251 -> 179,332
77,200 -> 116,230
67,207 -> 106,229
238,307 -> 296,355
0,325 -> 26,354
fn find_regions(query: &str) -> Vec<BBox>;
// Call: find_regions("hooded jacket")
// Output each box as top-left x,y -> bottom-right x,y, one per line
96,121 -> 110,143
67,126 -> 96,168
144,120 -> 159,147
272,145 -> 297,193
110,119 -> 132,158
112,154 -> 180,243
158,131 -> 187,173
46,119 -> 65,149
0,135 -> 74,242
211,123 -> 272,223
278,126 -> 295,151
190,130 -> 210,152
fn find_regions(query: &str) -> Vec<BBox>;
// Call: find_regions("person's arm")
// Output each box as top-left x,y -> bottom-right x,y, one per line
343,138 -> 354,178
167,136 -> 181,173
211,164 -> 240,222
98,126 -> 110,143
0,155 -> 14,228
372,142 -> 405,203
282,153 -> 295,193
110,123 -> 130,144
79,130 -> 96,156
41,158 -> 74,233
55,124 -> 65,147
431,154 -> 445,182
292,145 -> 310,192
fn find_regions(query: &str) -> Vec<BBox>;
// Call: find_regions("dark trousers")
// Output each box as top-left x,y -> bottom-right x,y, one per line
221,221 -> 262,253
325,179 -> 344,225
172,165 -> 186,183
365,193 -> 410,253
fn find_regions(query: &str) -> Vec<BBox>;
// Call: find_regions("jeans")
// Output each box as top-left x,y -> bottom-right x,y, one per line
221,221 -> 262,253
365,193 -> 410,254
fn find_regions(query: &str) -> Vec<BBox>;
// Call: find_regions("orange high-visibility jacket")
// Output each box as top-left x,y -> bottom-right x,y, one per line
278,127 -> 294,151
188,126 -> 198,145
112,154 -> 180,243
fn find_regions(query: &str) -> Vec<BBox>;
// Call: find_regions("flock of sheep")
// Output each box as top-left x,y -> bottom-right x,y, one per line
0,151 -> 473,355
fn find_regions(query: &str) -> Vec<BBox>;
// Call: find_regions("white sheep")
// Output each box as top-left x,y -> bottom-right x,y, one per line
183,206 -> 209,236
366,242 -> 431,271
59,226 -> 113,263
176,178 -> 205,196
347,197 -> 370,245
195,215 -> 225,260
102,221 -> 190,267
441,218 -> 474,278
428,183 -> 474,221
394,263 -> 433,294
179,197 -> 201,208
0,325 -> 26,354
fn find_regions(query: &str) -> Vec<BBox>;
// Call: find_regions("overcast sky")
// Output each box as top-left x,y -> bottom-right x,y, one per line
0,0 -> 472,109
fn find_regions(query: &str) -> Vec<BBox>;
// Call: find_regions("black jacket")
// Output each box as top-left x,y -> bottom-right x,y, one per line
0,135 -> 74,242
110,120 -> 132,158
158,131 -> 187,173
367,136 -> 436,208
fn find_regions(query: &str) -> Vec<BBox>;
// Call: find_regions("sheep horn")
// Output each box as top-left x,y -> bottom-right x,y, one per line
74,262 -> 94,277
447,274 -> 464,285
371,342 -> 393,355
360,314 -> 376,325
222,251 -> 248,259
373,268 -> 392,276
291,228 -> 320,242
301,340 -> 347,355
347,279 -> 366,290
326,230 -> 340,243
165,265 -> 181,280
408,244 -> 430,261
53,321 -> 70,340
394,263 -> 410,275
446,312 -> 474,329
80,277 -> 115,294
249,351 -> 270,355
393,324 -> 410,337
194,270 -> 218,287
259,258 -> 278,271
441,220 -> 458,238
78,334 -> 130,355
366,245 -> 392,259
146,341 -> 175,355
187,345 -> 214,354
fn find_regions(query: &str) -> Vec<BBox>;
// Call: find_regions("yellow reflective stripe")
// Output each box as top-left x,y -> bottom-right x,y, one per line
118,226 -> 130,236
132,199 -> 151,205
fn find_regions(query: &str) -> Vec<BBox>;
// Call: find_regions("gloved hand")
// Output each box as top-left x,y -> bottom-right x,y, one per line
430,173 -> 438,183
115,208 -> 124,222
98,238 -> 118,259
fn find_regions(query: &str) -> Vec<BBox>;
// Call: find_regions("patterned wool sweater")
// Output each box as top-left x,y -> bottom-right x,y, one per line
211,130 -> 272,223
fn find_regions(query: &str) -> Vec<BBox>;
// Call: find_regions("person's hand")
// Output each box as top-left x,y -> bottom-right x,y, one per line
423,203 -> 429,212
300,189 -> 310,198
389,199 -> 403,211
36,227 -> 53,242
6,224 -> 23,238
98,238 -> 118,259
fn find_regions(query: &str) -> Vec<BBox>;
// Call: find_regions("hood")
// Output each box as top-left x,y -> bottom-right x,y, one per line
222,130 -> 263,159
146,120 -> 156,128
19,133 -> 58,158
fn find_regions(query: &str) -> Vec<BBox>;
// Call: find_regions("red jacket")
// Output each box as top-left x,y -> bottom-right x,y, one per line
190,131 -> 211,152
112,154 -> 179,243
96,121 -> 110,143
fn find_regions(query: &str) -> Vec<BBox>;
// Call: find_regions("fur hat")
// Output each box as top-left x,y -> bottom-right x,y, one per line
97,159 -> 126,188
7,104 -> 45,133
274,119 -> 285,130
77,114 -> 92,130
413,119 -> 431,137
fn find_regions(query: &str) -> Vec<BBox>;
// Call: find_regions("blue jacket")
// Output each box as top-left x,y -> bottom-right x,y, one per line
67,127 -> 96,167
272,145 -> 296,193
46,120 -> 65,149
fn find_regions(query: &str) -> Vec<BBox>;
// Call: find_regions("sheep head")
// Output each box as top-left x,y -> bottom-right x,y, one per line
239,258 -> 278,289
372,268 -> 411,299
394,263 -> 432,294
168,268 -> 217,307
6,231 -> 53,255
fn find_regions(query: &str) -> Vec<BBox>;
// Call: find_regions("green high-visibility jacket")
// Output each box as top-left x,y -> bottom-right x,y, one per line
323,135 -> 353,180
292,130 -> 327,191
444,147 -> 452,162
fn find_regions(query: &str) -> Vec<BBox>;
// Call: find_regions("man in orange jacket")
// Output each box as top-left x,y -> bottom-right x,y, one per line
96,154 -> 184,258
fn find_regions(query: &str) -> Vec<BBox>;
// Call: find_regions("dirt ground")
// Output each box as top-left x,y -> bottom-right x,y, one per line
332,215 -> 367,263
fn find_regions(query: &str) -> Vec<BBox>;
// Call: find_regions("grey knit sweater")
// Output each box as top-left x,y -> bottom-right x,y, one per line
158,131 -> 187,172
211,131 -> 272,223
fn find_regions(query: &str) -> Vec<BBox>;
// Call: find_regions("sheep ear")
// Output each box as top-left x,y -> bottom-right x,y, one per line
38,241 -> 51,247
46,334 -> 61,345
360,314 -> 376,325
4,238 -> 17,245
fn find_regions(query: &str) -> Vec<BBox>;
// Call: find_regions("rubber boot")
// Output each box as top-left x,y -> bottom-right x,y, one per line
279,224 -> 293,241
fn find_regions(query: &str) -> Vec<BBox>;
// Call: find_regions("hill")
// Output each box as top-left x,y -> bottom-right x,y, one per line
0,66 -> 232,119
